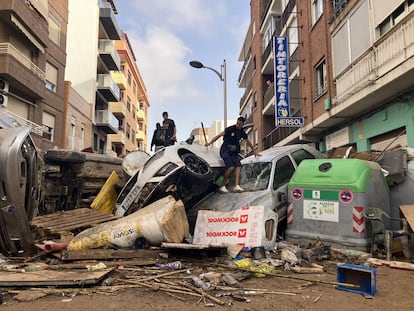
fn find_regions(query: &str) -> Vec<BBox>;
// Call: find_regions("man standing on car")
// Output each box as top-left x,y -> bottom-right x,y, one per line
205,116 -> 260,193
162,111 -> 176,146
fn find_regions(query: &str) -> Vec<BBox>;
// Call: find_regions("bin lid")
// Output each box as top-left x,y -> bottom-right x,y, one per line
289,158 -> 382,192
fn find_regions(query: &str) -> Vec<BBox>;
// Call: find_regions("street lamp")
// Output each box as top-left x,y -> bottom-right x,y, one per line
189,60 -> 227,128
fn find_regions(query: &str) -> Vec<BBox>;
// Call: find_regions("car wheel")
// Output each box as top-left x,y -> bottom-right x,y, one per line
180,152 -> 211,177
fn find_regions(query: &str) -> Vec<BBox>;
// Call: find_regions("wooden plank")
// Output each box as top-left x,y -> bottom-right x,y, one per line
30,209 -> 119,235
161,242 -> 227,250
400,205 -> 414,231
60,248 -> 162,261
0,268 -> 114,287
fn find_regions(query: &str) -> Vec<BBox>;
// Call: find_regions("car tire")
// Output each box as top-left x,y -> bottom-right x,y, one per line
43,150 -> 86,164
180,152 -> 212,182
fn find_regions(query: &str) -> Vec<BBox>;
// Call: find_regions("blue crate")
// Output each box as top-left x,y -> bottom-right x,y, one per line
336,263 -> 377,296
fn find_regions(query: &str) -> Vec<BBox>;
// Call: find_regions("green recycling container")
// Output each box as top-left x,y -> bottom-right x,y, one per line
286,159 -> 390,250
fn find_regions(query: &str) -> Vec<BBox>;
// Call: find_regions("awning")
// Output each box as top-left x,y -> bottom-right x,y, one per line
10,15 -> 45,53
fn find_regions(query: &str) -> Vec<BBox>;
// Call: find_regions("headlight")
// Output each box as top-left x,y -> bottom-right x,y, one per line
154,162 -> 179,176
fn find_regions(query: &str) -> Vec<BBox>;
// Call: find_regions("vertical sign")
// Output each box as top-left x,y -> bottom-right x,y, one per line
274,36 -> 304,127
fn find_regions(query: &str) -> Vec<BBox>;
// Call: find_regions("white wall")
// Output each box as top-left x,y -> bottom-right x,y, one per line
65,0 -> 100,104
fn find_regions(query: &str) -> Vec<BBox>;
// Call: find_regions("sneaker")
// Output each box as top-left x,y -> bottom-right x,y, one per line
233,185 -> 245,192
219,186 -> 229,193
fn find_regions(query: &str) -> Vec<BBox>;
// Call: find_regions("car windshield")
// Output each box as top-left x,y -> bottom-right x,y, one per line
239,162 -> 272,191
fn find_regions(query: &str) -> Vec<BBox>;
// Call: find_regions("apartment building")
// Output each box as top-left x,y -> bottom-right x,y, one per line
241,0 -> 414,152
111,33 -> 149,155
302,0 -> 414,152
65,0 -> 122,155
0,0 -> 68,150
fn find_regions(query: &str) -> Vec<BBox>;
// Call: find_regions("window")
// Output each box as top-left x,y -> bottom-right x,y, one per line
133,81 -> 137,95
126,123 -> 130,139
315,59 -> 326,98
42,111 -> 55,141
132,105 -> 136,119
127,70 -> 132,85
80,124 -> 85,150
45,62 -> 58,92
311,0 -> 323,24
273,156 -> 295,189
379,2 -> 407,36
288,17 -> 298,56
127,96 -> 131,112
70,117 -> 76,150
131,129 -> 136,143
48,14 -> 61,46
291,149 -> 315,167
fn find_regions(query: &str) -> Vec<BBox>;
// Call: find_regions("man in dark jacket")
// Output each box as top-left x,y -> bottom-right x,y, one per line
162,112 -> 176,146
205,116 -> 260,193
150,122 -> 164,152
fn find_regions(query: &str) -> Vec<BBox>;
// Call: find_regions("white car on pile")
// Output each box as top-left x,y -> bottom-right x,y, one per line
187,144 -> 326,236
116,143 -> 225,216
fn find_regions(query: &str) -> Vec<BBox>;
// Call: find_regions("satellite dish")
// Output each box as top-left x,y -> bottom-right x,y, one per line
122,150 -> 150,177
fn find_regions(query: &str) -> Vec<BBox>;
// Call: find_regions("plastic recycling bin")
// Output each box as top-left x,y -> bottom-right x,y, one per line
286,158 -> 390,250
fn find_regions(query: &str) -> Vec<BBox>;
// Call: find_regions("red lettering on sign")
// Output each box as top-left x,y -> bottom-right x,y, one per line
240,215 -> 248,224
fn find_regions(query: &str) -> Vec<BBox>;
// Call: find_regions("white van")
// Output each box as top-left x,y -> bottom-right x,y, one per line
187,144 -> 326,236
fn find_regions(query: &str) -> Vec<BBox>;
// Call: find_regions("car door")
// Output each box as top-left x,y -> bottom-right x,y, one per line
0,127 -> 38,256
271,155 -> 296,224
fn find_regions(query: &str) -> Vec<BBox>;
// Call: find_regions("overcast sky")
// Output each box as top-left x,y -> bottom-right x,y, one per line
115,0 -> 250,146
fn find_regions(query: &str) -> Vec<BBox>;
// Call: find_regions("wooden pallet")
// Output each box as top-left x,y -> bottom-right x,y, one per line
31,208 -> 120,237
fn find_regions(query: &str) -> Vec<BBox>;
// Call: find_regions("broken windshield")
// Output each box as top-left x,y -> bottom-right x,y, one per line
239,162 -> 272,191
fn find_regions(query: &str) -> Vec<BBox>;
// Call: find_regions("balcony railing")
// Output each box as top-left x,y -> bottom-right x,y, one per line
98,39 -> 121,70
263,109 -> 302,149
136,108 -> 145,121
95,109 -> 119,130
96,74 -> 120,102
0,107 -> 43,136
0,43 -> 45,80
136,130 -> 145,141
335,12 -> 414,105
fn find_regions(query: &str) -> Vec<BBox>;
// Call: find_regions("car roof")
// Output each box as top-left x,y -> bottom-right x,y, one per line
241,144 -> 320,164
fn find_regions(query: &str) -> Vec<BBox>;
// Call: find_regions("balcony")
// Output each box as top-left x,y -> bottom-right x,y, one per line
95,109 -> 118,134
0,0 -> 48,48
238,49 -> 254,88
98,40 -> 121,71
136,108 -> 145,121
263,85 -> 275,113
109,101 -> 126,118
0,108 -> 43,137
99,2 -> 122,40
96,74 -> 120,102
136,130 -> 145,141
263,109 -> 302,149
0,43 -> 45,99
110,131 -> 126,145
111,71 -> 127,90
303,12 -> 414,137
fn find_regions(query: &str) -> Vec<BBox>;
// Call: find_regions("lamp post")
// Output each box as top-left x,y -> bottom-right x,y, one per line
189,60 -> 227,128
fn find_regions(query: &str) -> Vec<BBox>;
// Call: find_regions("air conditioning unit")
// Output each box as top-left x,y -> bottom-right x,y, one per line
0,79 -> 9,93
0,94 -> 8,107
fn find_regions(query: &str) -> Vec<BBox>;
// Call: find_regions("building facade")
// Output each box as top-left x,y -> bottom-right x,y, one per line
111,33 -> 149,155
0,0 -> 68,150
241,0 -> 414,153
65,0 -> 122,155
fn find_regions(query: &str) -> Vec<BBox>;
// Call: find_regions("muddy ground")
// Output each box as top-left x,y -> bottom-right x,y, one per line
0,249 -> 413,311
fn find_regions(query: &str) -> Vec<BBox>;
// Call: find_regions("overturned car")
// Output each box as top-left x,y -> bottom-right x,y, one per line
115,143 -> 225,216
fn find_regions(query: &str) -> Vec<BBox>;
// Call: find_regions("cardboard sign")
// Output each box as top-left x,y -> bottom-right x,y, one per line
193,206 -> 277,249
